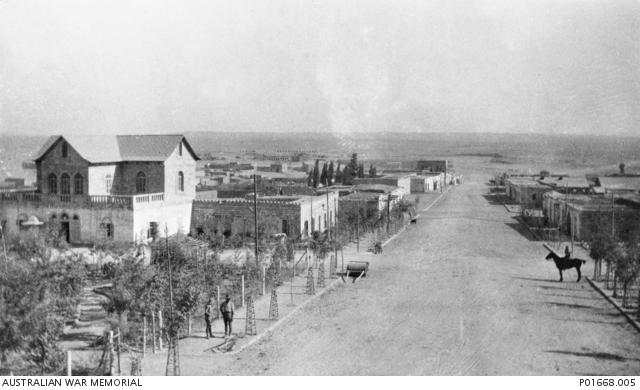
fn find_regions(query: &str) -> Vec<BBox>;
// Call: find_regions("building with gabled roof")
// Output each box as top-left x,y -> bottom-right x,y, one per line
1,134 -> 199,244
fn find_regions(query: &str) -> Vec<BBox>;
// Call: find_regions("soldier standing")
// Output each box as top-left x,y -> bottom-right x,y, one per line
220,294 -> 235,337
204,300 -> 214,339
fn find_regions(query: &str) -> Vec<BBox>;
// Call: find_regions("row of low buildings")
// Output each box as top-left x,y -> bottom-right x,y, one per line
0,134 -> 459,245
501,170 -> 640,241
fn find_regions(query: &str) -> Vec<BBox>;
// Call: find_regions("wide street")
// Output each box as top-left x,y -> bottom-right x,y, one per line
185,174 -> 640,375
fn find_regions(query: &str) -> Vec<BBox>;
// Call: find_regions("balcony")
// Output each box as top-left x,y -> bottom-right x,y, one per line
0,191 -> 165,210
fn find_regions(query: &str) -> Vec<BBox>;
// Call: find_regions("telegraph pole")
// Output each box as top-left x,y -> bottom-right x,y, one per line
356,191 -> 360,253
386,194 -> 391,234
325,188 -> 330,237
0,225 -> 7,274
253,174 -> 259,267
611,192 -> 615,239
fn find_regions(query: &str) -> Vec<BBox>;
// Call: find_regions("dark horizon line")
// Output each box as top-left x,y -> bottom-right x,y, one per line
2,130 -> 640,139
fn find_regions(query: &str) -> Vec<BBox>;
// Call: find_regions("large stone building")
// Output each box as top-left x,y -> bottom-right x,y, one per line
191,191 -> 339,240
542,191 -> 640,241
0,134 -> 199,244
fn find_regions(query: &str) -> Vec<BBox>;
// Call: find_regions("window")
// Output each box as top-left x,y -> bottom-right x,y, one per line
47,173 -> 58,194
281,219 -> 289,234
532,193 -> 537,201
74,174 -> 84,195
178,142 -> 183,156
0,220 -> 6,238
61,141 -> 68,158
105,174 -> 113,194
101,217 -> 113,240
136,172 -> 146,193
304,220 -> 309,235
148,222 -> 158,240
178,171 -> 184,192
60,174 -> 70,194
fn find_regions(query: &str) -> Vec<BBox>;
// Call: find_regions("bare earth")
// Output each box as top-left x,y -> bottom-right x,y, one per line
146,173 -> 640,375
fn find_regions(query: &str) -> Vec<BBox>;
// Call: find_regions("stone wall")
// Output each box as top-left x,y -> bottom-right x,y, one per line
37,140 -> 89,195
0,199 -> 193,244
113,162 -> 164,195
0,202 -> 134,243
191,199 -> 301,239
297,192 -> 339,234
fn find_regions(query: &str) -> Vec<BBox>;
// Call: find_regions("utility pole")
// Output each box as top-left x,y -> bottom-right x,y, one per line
1,225 -> 7,274
386,194 -> 391,234
356,191 -> 360,253
253,174 -> 259,267
325,188 -> 330,237
334,196 -> 338,265
611,192 -> 615,239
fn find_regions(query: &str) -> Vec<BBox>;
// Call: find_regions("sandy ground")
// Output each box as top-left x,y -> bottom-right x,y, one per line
140,171 -> 640,375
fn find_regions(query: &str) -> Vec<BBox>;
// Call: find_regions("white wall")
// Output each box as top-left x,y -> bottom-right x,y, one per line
88,165 -> 117,195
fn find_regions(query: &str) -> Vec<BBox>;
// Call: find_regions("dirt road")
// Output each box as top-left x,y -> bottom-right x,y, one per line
173,174 -> 640,375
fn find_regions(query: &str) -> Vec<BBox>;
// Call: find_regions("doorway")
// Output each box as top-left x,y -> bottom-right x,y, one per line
60,214 -> 70,243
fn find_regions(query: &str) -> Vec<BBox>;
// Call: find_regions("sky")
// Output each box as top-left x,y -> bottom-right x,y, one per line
0,0 -> 639,137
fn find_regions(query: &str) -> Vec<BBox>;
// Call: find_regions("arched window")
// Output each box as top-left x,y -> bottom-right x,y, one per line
104,173 -> 113,194
136,172 -> 146,193
178,171 -> 184,192
60,174 -> 70,194
101,217 -> 114,240
61,141 -> 68,158
74,174 -> 84,195
47,173 -> 58,194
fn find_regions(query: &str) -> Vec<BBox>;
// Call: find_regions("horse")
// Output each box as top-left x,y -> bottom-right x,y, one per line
544,251 -> 587,282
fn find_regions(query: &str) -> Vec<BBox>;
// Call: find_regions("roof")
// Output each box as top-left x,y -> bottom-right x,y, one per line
538,176 -> 590,188
340,193 -> 381,202
354,184 -> 400,193
598,177 -> 640,191
505,177 -> 547,188
34,134 -> 200,163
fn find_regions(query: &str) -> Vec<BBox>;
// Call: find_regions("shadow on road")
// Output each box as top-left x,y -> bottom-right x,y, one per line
546,350 -> 640,362
545,301 -> 600,310
505,218 -> 539,242
481,193 -> 509,205
513,276 -> 556,283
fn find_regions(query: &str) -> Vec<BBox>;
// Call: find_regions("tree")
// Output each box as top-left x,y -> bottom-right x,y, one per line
335,163 -> 343,184
589,232 -> 615,281
0,243 -> 87,374
101,256 -> 155,335
613,242 -> 639,307
312,159 -> 320,188
342,165 -> 354,185
307,170 -> 313,187
327,161 -> 335,186
349,153 -> 358,172
357,163 -> 365,178
369,164 -> 377,178
320,162 -> 328,187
